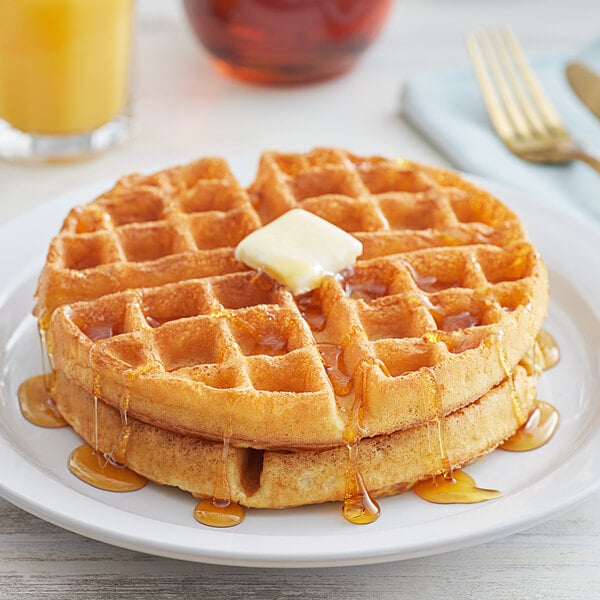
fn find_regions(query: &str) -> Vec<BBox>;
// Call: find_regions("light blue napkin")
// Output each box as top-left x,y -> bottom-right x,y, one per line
402,42 -> 600,223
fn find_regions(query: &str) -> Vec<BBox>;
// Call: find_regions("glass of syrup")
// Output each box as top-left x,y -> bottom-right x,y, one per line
182,0 -> 392,84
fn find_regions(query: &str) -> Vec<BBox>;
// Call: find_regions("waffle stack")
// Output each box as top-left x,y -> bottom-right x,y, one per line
36,148 -> 549,509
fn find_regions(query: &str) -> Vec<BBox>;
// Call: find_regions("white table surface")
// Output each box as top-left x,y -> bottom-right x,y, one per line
1,1 -> 599,598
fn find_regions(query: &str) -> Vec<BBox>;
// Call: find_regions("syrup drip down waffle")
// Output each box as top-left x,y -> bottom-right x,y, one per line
33,148 -> 551,511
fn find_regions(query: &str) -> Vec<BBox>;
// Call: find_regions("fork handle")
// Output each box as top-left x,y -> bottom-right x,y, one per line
570,151 -> 600,174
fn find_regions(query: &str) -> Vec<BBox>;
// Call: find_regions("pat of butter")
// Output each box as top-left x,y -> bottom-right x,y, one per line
234,209 -> 363,295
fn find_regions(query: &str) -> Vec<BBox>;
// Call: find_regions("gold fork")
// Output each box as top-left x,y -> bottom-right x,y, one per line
466,27 -> 600,173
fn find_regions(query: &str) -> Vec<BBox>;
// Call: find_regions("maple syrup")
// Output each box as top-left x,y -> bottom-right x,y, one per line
496,330 -> 526,424
426,374 -> 453,481
297,291 -> 327,332
183,0 -> 392,84
405,262 -> 461,294
440,310 -> 480,332
422,353 -> 451,477
413,470 -> 502,504
249,330 -> 288,356
340,363 -> 380,524
111,423 -> 132,464
318,342 -> 353,396
500,401 -> 559,452
73,205 -> 113,233
345,279 -> 388,303
68,444 -> 147,492
412,272 -> 441,293
17,374 -> 67,428
215,432 -> 233,500
145,315 -> 166,328
37,317 -> 53,386
498,328 -> 560,440
342,468 -> 380,525
110,394 -> 132,464
413,325 -> 560,507
518,345 -> 540,377
194,498 -> 246,528
537,329 -> 560,370
84,323 -> 114,342
193,420 -> 247,528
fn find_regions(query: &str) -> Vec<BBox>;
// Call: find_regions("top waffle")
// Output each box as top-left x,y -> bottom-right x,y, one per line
35,158 -> 258,317
40,148 -> 549,450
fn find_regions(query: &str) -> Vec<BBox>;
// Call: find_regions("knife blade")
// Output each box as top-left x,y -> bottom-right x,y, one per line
566,62 -> 600,120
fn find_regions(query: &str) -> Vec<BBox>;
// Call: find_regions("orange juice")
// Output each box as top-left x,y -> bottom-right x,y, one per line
0,0 -> 133,135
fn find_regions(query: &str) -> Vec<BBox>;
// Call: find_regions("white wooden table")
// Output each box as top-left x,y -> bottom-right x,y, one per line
1,1 -> 599,598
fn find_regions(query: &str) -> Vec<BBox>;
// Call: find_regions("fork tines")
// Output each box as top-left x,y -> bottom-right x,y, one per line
466,27 -> 566,142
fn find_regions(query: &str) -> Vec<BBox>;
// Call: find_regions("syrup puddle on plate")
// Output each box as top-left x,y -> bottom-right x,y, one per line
500,401 -> 559,452
194,498 -> 246,528
413,470 -> 502,504
18,375 -> 67,428
68,444 -> 147,492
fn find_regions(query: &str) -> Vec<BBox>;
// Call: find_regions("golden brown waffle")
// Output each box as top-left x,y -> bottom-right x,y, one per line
249,149 -> 527,256
49,243 -> 547,449
35,158 -> 258,317
35,148 -> 550,507
52,365 -> 537,508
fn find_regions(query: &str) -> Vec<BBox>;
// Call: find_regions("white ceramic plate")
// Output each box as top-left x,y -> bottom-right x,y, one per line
1,161 -> 599,568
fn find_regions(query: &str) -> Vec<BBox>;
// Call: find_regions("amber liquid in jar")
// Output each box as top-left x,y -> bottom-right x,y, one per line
183,0 -> 392,83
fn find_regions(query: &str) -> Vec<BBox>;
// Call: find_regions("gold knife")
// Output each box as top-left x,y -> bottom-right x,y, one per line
566,62 -> 600,120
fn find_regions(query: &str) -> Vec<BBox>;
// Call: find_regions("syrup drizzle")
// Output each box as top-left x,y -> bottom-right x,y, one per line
404,262 -> 461,294
318,343 -> 353,396
419,329 -> 497,505
537,329 -> 560,370
422,352 -> 451,476
85,323 -> 114,342
37,314 -> 53,389
193,442 -> 246,527
248,329 -> 288,356
341,362 -> 380,525
194,417 -> 246,528
342,444 -> 380,524
297,291 -> 327,332
25,299 -> 62,428
518,340 -> 540,377
415,328 -> 561,505
316,334 -> 380,523
93,395 -> 100,451
111,393 -> 132,463
145,315 -> 165,328
68,444 -> 147,492
496,329 -> 526,424
413,470 -> 502,504
502,329 -> 560,451
344,279 -> 388,303
440,310 -> 480,332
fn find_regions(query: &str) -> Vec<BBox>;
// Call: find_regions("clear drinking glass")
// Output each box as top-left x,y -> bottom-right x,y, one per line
0,0 -> 135,162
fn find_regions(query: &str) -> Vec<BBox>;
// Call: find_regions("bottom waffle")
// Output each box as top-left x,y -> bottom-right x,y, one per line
53,366 -> 536,509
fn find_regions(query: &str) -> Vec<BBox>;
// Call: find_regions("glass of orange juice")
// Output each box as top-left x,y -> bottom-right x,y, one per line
0,0 -> 134,162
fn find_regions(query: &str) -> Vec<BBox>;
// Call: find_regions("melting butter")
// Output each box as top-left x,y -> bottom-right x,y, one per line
234,209 -> 362,295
